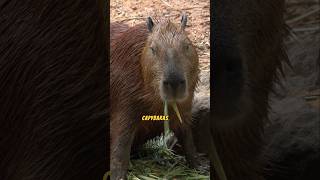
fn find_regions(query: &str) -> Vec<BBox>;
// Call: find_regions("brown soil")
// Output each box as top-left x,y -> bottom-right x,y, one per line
110,0 -> 210,71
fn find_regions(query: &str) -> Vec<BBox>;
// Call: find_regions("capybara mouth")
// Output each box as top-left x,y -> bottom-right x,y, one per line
160,73 -> 188,102
162,91 -> 188,102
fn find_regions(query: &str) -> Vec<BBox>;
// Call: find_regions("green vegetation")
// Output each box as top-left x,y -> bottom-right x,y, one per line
128,133 -> 210,180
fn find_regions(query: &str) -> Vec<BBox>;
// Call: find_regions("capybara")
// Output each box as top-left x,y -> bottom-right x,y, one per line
110,16 -> 200,179
0,1 -> 107,180
192,0 -> 289,179
110,22 -> 129,42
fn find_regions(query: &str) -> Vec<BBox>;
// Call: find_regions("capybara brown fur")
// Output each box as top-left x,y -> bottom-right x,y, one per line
193,0 -> 289,180
0,1 -> 107,180
110,16 -> 200,179
110,22 -> 129,42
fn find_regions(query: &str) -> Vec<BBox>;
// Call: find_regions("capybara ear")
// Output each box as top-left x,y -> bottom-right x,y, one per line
181,14 -> 187,30
147,17 -> 154,32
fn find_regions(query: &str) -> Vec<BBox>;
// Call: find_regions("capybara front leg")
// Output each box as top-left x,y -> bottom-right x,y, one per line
176,125 -> 201,169
110,116 -> 136,180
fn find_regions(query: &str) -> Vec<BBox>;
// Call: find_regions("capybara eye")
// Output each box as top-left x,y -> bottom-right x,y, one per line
183,43 -> 190,51
150,47 -> 156,55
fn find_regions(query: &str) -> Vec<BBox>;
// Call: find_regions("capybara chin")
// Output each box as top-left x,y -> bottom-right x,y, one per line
193,0 -> 289,180
110,16 -> 199,179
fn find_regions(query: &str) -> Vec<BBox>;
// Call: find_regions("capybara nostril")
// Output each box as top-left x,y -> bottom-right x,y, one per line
163,79 -> 178,90
163,77 -> 186,92
163,80 -> 169,86
179,79 -> 186,85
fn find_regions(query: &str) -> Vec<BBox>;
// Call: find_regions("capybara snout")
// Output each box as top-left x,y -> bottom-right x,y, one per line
161,69 -> 187,102
161,48 -> 188,101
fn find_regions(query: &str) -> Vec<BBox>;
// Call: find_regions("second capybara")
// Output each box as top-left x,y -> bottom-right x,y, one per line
192,0 -> 289,180
110,16 -> 200,179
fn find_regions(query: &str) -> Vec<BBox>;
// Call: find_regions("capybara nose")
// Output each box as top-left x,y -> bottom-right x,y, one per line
162,58 -> 188,99
163,77 -> 186,92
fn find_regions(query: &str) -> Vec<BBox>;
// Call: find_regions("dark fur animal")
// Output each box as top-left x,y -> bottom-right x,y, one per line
193,0 -> 289,179
110,17 -> 200,179
0,1 -> 107,180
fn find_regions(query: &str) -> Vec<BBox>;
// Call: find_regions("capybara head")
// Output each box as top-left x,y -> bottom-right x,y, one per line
212,0 -> 288,124
140,15 -> 199,103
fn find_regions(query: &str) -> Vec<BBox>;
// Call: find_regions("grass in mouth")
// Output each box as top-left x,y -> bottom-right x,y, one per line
163,101 -> 182,141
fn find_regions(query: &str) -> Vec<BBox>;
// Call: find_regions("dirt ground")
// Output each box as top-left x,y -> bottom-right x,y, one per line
110,0 -> 210,71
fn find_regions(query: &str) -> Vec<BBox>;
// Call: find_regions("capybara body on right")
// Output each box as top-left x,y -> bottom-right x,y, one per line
193,0 -> 289,180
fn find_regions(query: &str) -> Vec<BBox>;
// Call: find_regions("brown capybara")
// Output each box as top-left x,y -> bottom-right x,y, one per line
110,22 -> 129,42
0,0 -> 107,180
192,0 -> 289,180
110,16 -> 200,179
